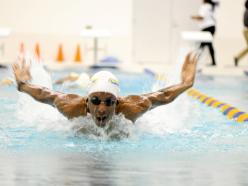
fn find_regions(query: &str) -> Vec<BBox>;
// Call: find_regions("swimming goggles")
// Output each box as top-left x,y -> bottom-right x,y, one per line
90,96 -> 116,106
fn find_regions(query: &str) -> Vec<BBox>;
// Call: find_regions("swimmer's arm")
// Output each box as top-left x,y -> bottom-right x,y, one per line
12,58 -> 87,118
143,83 -> 192,109
18,82 -> 60,105
143,52 -> 198,109
12,57 -> 57,105
18,83 -> 87,119
54,74 -> 79,84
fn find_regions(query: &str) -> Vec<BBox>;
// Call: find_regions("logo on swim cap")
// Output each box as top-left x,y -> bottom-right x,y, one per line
88,71 -> 120,97
109,78 -> 119,86
91,76 -> 119,86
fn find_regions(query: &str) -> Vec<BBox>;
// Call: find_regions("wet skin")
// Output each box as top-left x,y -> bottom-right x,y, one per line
87,92 -> 117,127
12,53 -> 198,128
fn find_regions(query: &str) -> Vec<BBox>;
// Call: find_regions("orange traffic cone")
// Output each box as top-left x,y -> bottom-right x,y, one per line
35,43 -> 41,59
74,44 -> 82,63
56,44 -> 64,62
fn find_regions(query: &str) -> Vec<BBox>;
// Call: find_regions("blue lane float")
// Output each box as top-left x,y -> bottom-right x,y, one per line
187,89 -> 248,123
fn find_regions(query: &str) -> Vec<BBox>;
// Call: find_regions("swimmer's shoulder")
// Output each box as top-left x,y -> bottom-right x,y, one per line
54,93 -> 87,119
116,95 -> 152,121
118,95 -> 151,106
56,93 -> 85,102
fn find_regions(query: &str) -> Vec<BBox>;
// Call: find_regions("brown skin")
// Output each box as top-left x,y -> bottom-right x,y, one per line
54,74 -> 79,84
12,53 -> 198,127
87,92 -> 117,127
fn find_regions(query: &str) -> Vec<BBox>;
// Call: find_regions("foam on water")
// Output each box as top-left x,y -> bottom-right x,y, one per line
15,56 -> 135,139
16,56 -> 70,131
15,51 -> 198,139
137,48 -> 199,135
72,114 -> 134,140
136,95 -> 199,135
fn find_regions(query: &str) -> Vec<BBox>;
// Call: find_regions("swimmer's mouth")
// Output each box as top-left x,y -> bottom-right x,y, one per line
96,116 -> 107,126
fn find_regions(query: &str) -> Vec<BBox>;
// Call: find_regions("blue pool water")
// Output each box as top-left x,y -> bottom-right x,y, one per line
1,66 -> 248,185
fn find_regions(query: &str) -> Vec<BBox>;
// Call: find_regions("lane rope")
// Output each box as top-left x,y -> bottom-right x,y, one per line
187,89 -> 248,123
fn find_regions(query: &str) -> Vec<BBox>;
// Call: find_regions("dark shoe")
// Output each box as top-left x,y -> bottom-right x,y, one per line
234,58 -> 238,67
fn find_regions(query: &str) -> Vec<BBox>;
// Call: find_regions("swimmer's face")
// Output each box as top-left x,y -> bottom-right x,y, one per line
87,92 -> 117,127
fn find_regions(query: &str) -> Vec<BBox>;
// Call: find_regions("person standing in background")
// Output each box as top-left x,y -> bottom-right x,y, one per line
191,0 -> 218,66
234,0 -> 248,67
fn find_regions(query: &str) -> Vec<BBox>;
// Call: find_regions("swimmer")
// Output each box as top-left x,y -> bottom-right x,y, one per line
55,72 -> 80,84
12,52 -> 198,128
55,72 -> 90,89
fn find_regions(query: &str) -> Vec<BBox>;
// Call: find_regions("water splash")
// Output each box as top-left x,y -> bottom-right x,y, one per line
136,95 -> 199,135
137,48 -> 199,135
15,56 -> 135,139
72,114 -> 134,140
14,50 -> 199,139
16,56 -> 68,131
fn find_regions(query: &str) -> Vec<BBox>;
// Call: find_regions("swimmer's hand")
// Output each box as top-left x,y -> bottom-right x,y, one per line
181,52 -> 198,87
12,57 -> 32,89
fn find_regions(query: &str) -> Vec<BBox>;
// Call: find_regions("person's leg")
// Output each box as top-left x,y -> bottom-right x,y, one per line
202,26 -> 216,66
208,43 -> 216,66
199,42 -> 206,49
235,28 -> 248,66
243,28 -> 248,44
235,48 -> 248,62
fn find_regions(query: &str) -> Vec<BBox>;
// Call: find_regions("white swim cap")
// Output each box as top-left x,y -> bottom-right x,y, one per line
88,71 -> 120,97
75,72 -> 90,88
69,72 -> 79,78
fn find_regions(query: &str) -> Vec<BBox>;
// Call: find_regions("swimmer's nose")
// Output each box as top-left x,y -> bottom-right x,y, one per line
98,104 -> 106,115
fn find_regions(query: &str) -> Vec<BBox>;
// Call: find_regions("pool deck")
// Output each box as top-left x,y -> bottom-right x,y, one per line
41,60 -> 248,75
137,63 -> 248,77
1,59 -> 248,77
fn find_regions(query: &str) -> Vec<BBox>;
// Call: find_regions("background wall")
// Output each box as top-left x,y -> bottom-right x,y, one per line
0,0 -> 132,64
133,0 -> 201,65
215,0 -> 245,67
0,0 -> 246,67
133,0 -> 246,67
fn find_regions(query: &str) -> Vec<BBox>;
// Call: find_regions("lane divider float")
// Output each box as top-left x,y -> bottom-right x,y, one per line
187,89 -> 248,123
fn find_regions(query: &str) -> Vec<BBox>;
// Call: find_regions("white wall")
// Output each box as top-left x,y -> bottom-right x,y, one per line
0,0 -> 246,67
132,0 -> 203,65
215,0 -> 246,66
132,0 -> 247,67
133,0 -> 173,64
0,0 -> 132,64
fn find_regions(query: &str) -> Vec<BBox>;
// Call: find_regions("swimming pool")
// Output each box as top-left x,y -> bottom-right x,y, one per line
1,66 -> 248,185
